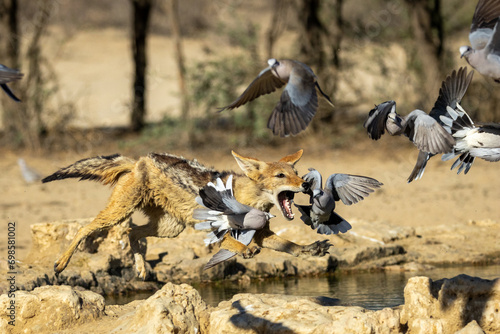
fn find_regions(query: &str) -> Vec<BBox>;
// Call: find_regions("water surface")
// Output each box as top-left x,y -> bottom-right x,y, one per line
196,265 -> 500,310
105,265 -> 499,310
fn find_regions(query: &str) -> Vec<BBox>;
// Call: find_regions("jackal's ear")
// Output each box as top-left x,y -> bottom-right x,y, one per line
279,149 -> 303,166
232,151 -> 267,176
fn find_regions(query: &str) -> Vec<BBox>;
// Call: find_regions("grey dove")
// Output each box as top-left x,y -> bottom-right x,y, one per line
219,58 -> 333,137
364,100 -> 454,155
194,175 -> 274,269
18,158 -> 42,184
440,104 -> 500,174
364,67 -> 473,182
295,168 -> 383,235
460,0 -> 500,82
0,64 -> 23,102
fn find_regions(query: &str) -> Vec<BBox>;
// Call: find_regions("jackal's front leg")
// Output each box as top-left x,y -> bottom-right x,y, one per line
253,228 -> 332,257
219,233 -> 261,259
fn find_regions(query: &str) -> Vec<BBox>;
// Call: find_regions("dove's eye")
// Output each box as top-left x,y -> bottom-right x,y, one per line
276,173 -> 285,178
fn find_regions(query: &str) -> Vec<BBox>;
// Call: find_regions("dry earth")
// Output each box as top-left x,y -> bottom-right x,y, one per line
2,137 -> 499,264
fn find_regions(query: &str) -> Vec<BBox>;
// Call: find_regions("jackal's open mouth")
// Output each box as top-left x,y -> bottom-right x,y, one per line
278,191 -> 295,220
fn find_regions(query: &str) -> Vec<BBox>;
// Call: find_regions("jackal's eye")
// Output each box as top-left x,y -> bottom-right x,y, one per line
276,173 -> 285,178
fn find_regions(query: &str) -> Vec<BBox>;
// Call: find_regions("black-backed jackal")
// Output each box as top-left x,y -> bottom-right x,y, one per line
42,150 -> 331,279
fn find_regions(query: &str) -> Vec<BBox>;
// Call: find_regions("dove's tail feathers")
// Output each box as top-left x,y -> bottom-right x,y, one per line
451,153 -> 475,175
441,152 -> 457,161
407,151 -> 433,183
203,249 -> 237,270
203,229 -> 229,246
194,220 -> 216,231
316,212 -> 351,235
193,208 -> 224,222
335,216 -> 352,234
439,105 -> 477,174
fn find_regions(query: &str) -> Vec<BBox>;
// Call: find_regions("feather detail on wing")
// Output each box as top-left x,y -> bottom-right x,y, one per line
219,68 -> 286,111
325,174 -> 383,205
267,88 -> 318,137
363,100 -> 396,140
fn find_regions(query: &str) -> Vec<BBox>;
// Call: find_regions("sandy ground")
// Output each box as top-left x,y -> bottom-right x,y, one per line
2,137 -> 499,263
0,18 -> 498,264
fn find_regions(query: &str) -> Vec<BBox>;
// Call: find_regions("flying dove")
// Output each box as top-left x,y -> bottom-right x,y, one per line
440,104 -> 500,174
219,58 -> 333,137
364,67 -> 474,182
460,0 -> 500,82
193,175 -> 275,269
0,64 -> 24,102
18,158 -> 42,184
407,67 -> 475,181
364,100 -> 454,155
294,168 -> 383,235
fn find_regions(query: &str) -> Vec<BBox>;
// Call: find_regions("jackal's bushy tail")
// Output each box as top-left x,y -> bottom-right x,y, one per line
42,154 -> 136,185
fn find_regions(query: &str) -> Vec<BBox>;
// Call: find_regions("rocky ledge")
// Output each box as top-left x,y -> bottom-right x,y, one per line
1,217 -> 499,297
1,275 -> 499,333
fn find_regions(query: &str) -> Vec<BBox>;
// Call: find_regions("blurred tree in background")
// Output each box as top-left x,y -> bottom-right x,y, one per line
130,0 -> 152,132
0,0 -> 499,152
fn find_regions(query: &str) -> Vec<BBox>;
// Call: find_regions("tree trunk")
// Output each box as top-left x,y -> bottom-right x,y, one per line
131,0 -> 152,132
331,0 -> 343,70
318,0 -> 343,125
406,0 -> 444,107
266,0 -> 287,59
297,0 -> 327,74
167,0 -> 189,121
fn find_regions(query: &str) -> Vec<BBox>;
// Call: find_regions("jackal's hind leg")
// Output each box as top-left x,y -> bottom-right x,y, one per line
253,228 -> 332,257
54,174 -> 142,274
128,224 -> 151,280
219,233 -> 261,259
128,210 -> 187,280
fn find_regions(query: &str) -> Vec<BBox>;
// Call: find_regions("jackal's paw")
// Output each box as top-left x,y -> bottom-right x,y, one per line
242,246 -> 261,259
301,240 -> 332,257
134,254 -> 147,280
54,256 -> 69,275
136,265 -> 147,281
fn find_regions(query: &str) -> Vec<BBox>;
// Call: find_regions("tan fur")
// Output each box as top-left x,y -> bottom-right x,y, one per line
43,150 -> 331,279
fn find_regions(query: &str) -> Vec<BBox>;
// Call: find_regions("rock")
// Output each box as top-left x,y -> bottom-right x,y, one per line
332,244 -> 406,269
154,247 -> 338,283
0,285 -> 105,334
0,283 -> 210,334
455,320 -> 485,334
346,219 -> 416,244
28,218 -> 136,271
113,282 -> 210,334
2,215 -> 499,301
398,221 -> 500,267
208,293 -> 402,334
400,275 -> 499,334
0,219 -> 160,297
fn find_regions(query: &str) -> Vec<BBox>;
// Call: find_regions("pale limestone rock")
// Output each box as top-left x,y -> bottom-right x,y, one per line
111,282 -> 210,334
0,285 -> 105,334
401,275 -> 499,334
0,219 -> 158,296
208,293 -> 401,334
455,320 -> 485,334
28,219 -> 135,271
